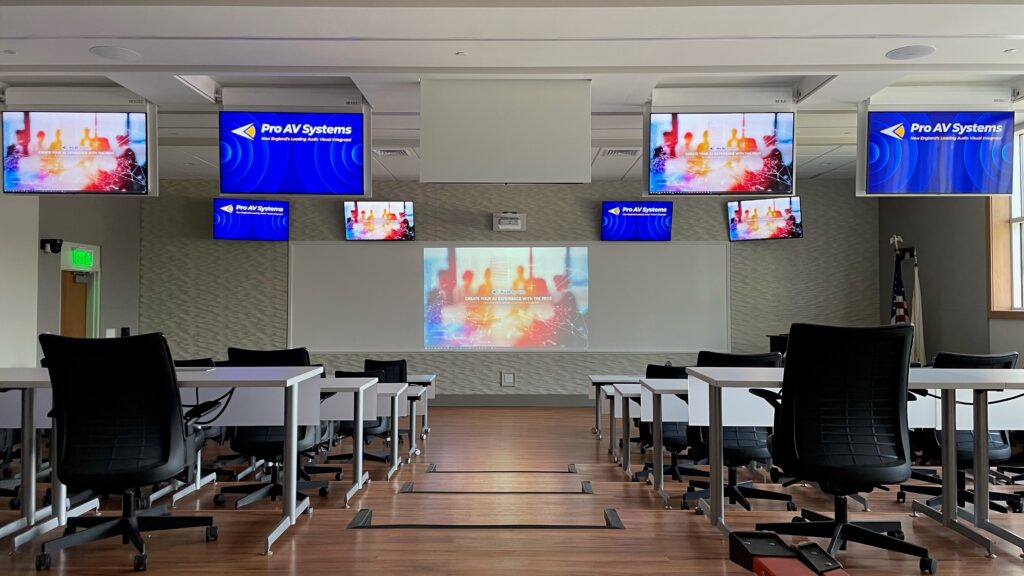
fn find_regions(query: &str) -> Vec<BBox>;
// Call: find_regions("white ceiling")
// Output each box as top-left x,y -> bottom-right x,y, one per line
2,1 -> 1023,180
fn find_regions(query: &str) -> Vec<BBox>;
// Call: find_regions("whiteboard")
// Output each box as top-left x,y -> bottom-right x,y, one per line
289,242 -> 729,353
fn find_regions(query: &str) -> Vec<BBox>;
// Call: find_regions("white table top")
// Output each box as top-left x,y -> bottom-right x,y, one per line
590,375 -> 642,385
320,377 -> 378,393
407,386 -> 427,398
640,378 -> 690,394
376,382 -> 409,398
409,374 -> 436,384
685,366 -> 1024,391
0,366 -> 325,389
612,383 -> 642,397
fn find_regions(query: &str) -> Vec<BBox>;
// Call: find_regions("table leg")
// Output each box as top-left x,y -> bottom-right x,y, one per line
622,398 -> 632,480
608,391 -> 617,461
593,388 -> 602,438
701,384 -> 728,534
973,390 -> 990,530
345,388 -> 368,507
265,382 -> 309,555
0,391 -> 35,543
653,393 -> 668,507
911,388 -> 995,557
407,399 -> 420,462
386,395 -> 401,480
421,389 -> 430,435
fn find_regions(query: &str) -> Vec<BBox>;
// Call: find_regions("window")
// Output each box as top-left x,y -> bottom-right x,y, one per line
1011,129 -> 1024,309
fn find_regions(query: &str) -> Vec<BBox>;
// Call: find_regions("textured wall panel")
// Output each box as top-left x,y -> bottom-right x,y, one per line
141,179 -> 878,394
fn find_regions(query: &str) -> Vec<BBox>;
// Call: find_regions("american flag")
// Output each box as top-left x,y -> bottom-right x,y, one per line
890,256 -> 908,324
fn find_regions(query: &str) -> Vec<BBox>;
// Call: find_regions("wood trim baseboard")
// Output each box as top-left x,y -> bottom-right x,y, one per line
989,310 -> 1024,320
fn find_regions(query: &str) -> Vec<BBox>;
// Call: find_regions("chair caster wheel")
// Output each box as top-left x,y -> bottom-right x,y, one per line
1012,502 -> 1023,513
64,526 -> 76,536
42,494 -> 51,507
1,468 -> 11,479
413,449 -> 421,456
366,478 -> 373,485
133,553 -> 148,572
206,526 -> 219,542
318,487 -> 329,497
888,530 -> 905,541
597,434 -> 603,440
897,491 -> 907,504
9,497 -> 20,510
335,473 -> 344,481
694,507 -> 704,516
36,553 -> 51,571
786,501 -> 797,511
920,557 -> 937,574
213,494 -> 226,505
591,427 -> 599,434
793,516 -> 806,523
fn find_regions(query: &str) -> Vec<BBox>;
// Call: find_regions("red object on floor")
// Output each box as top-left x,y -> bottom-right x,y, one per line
753,557 -> 851,576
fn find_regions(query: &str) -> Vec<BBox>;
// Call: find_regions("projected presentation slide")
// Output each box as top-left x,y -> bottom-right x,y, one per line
344,201 -> 415,241
213,198 -> 289,241
649,112 -> 794,195
866,111 -> 1014,195
727,197 -> 802,242
601,201 -> 673,241
220,111 -> 364,195
2,111 -> 148,194
424,247 -> 589,349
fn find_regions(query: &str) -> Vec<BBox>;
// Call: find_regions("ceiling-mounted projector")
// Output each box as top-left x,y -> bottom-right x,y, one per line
492,212 -> 526,232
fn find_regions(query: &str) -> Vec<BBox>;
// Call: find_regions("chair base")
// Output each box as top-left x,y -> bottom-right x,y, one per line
215,480 -> 328,510
683,467 -> 794,511
37,491 -> 214,571
898,469 -> 1023,513
755,496 -> 930,565
326,451 -> 391,464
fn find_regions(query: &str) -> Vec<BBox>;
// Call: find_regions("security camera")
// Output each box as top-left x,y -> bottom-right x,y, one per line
40,239 -> 63,254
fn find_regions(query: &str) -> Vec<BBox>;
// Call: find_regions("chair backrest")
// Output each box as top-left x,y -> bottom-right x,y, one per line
932,352 -> 1018,370
174,357 -> 217,368
335,369 -> 386,382
226,347 -> 311,367
364,359 -> 407,383
644,364 -> 689,379
776,323 -> 913,479
39,333 -> 189,489
696,351 -> 783,368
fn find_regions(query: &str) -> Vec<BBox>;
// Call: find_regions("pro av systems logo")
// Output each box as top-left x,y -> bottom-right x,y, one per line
880,123 -> 906,141
219,203 -> 234,214
607,206 -> 621,216
231,123 -> 257,141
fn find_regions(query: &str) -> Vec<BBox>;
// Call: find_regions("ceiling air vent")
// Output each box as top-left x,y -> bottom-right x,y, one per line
600,148 -> 640,158
373,148 -> 413,158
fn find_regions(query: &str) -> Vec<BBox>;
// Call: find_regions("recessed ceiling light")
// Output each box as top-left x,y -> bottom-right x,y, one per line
454,51 -> 468,57
89,45 -> 141,63
885,45 -> 936,61
1,49 -> 15,55
1006,48 -> 1019,54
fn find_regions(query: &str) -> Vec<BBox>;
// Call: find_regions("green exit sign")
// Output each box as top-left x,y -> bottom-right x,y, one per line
70,248 -> 94,269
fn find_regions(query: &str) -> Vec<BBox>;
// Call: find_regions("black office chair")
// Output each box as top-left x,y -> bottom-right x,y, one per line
754,324 -> 936,575
896,352 -> 1022,514
0,426 -> 20,509
682,351 -> 794,512
326,370 -> 392,465
635,364 -> 709,483
173,358 -> 228,472
36,333 -> 216,572
213,347 -> 331,509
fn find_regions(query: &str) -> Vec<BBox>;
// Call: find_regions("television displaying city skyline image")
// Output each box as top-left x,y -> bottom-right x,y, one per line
344,201 -> 415,240
727,196 -> 802,242
649,112 -> 794,195
2,111 -> 149,194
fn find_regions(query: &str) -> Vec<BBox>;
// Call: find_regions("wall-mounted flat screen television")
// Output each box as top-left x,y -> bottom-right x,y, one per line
648,112 -> 794,195
2,111 -> 149,194
213,198 -> 289,241
344,201 -> 415,240
601,201 -> 673,241
864,110 -> 1014,195
727,196 -> 802,242
220,111 -> 364,195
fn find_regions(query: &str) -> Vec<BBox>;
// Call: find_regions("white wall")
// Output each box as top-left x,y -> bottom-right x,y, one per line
989,319 -> 1024,355
0,196 -> 40,367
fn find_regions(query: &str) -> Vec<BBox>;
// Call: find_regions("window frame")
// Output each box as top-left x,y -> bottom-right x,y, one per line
990,126 -> 1024,320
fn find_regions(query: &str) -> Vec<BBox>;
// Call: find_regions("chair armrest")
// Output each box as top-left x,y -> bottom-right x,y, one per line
748,389 -> 781,410
184,400 -> 222,425
907,389 -> 927,402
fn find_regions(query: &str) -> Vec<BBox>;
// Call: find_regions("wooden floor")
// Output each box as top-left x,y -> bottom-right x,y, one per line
4,407 -> 1024,574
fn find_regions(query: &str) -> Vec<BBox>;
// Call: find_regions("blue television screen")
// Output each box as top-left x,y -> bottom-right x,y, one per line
219,111 -> 364,195
866,111 -> 1014,195
213,198 -> 289,241
601,201 -> 673,241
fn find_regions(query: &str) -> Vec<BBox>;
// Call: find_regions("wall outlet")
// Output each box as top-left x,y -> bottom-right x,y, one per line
500,371 -> 516,387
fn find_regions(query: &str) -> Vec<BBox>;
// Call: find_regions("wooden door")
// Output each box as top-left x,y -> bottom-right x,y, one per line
60,271 -> 89,337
